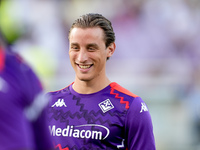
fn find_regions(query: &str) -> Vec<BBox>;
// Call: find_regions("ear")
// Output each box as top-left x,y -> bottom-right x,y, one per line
106,42 -> 116,58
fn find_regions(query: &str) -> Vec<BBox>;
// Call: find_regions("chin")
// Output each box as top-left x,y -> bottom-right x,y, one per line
78,76 -> 93,82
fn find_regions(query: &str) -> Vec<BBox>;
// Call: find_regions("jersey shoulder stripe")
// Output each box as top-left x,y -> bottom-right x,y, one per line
110,82 -> 138,98
110,82 -> 139,110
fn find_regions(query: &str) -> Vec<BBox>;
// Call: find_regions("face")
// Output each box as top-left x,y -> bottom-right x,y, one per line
69,27 -> 115,82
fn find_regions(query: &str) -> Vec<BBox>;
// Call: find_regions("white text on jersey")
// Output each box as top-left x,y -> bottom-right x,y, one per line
49,124 -> 110,140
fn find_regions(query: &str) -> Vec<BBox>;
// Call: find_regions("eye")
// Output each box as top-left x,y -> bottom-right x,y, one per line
71,45 -> 79,51
88,47 -> 95,51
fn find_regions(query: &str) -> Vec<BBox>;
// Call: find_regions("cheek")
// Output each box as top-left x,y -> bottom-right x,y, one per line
69,52 -> 76,60
69,54 -> 76,66
98,57 -> 107,68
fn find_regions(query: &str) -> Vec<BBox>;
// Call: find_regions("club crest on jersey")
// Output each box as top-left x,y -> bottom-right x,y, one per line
52,99 -> 67,107
98,99 -> 114,113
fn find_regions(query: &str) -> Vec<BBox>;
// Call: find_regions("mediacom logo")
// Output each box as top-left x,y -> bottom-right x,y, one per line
49,124 -> 110,140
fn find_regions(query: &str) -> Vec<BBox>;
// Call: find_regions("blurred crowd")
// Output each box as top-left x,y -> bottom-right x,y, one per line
1,0 -> 200,150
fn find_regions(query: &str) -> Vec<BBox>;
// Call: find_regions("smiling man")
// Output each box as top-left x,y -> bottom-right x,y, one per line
47,13 -> 156,150
69,26 -> 115,93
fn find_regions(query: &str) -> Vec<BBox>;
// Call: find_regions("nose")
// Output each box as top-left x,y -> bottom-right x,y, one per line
77,49 -> 88,63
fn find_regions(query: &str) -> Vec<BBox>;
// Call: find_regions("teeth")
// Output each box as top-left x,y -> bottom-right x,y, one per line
79,65 -> 91,69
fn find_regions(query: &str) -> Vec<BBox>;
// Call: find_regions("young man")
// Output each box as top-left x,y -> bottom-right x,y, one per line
48,13 -> 156,150
0,32 -> 53,150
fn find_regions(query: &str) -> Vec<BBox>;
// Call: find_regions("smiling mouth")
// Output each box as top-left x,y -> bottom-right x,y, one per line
78,64 -> 93,69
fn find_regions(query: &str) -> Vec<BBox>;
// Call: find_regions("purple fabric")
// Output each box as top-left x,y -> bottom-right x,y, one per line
47,83 -> 156,150
0,51 -> 53,150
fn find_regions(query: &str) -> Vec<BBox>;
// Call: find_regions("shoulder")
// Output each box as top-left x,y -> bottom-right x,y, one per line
48,82 -> 73,96
109,82 -> 140,109
110,82 -> 139,98
109,83 -> 150,114
4,51 -> 43,104
6,50 -> 26,66
5,51 -> 35,77
5,51 -> 41,83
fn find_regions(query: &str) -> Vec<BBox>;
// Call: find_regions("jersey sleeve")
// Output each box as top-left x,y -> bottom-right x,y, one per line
125,97 -> 156,150
21,63 -> 43,105
17,55 -> 54,149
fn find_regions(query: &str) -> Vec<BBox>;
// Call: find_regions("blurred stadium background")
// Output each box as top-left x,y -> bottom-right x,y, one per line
1,0 -> 200,149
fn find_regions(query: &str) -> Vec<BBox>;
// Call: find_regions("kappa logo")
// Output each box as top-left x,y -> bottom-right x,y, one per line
140,102 -> 148,113
99,99 -> 114,113
52,99 -> 67,107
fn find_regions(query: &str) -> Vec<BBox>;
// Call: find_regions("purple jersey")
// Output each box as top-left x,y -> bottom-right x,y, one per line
48,82 -> 156,150
0,50 -> 53,150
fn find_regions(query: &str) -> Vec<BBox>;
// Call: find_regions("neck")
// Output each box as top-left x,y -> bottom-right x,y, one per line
73,77 -> 111,94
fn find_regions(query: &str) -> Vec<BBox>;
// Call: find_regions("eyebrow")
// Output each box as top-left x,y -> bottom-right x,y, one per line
70,42 -> 99,48
87,43 -> 99,48
70,43 -> 79,46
